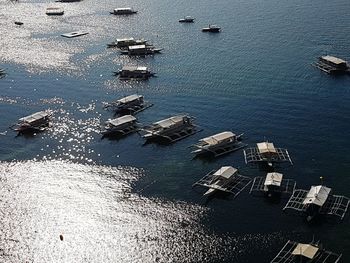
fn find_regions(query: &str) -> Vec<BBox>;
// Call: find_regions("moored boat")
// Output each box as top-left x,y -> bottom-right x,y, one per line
114,66 -> 155,80
314,55 -> 350,74
11,111 -> 52,134
111,8 -> 137,15
202,24 -> 221,32
107,38 -> 147,48
101,115 -> 138,137
179,16 -> 194,23
120,44 -> 162,56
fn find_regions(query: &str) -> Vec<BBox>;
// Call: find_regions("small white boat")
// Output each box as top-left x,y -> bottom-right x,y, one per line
202,24 -> 221,32
11,111 -> 52,133
111,8 -> 137,15
179,16 -> 194,23
101,115 -> 138,136
61,31 -> 89,38
46,7 -> 64,16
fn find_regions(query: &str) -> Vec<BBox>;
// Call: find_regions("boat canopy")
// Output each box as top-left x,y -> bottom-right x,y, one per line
302,185 -> 331,206
117,94 -> 143,104
154,115 -> 187,128
213,166 -> 238,179
321,55 -> 346,65
257,141 -> 277,155
291,243 -> 319,259
19,111 -> 50,124
201,131 -> 235,145
108,115 -> 136,127
264,172 -> 283,187
129,45 -> 146,50
117,37 -> 135,42
121,66 -> 148,72
115,8 -> 133,12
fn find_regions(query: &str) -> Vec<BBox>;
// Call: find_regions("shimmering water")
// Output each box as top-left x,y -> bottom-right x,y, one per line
0,0 -> 350,262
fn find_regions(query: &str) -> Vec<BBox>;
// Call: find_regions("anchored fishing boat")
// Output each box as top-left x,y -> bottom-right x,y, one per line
283,185 -> 350,221
191,131 -> 246,157
114,66 -> 155,80
103,94 -> 153,115
179,16 -> 194,23
11,111 -> 52,134
314,55 -> 350,74
250,172 -> 296,197
120,45 -> 162,56
46,7 -> 64,15
110,8 -> 137,15
202,24 -> 221,32
107,38 -> 147,48
101,115 -> 138,137
271,239 -> 342,263
243,141 -> 293,167
141,114 -> 199,142
192,166 -> 251,198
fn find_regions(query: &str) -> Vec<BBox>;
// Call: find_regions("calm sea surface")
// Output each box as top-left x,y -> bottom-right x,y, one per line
0,0 -> 350,262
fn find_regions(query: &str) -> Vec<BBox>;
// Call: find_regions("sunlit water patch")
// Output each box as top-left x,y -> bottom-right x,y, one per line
0,160 -> 285,263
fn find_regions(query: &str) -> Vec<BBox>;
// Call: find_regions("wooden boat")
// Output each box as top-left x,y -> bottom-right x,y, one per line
202,25 -> 221,32
114,66 -> 155,80
191,131 -> 246,157
101,115 -> 138,137
179,16 -> 194,23
110,8 -> 137,15
11,111 -> 52,133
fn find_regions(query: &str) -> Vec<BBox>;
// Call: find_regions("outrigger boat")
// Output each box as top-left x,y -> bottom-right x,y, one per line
110,8 -> 137,15
314,55 -> 350,74
120,45 -> 162,56
283,185 -> 350,221
114,66 -> 155,80
190,131 -> 246,157
107,38 -> 147,48
192,166 -> 251,198
10,111 -> 52,134
103,94 -> 153,115
140,114 -> 199,143
46,7 -> 64,15
101,115 -> 138,137
202,24 -> 221,32
271,239 -> 342,263
244,141 -> 293,167
250,172 -> 296,197
179,16 -> 194,23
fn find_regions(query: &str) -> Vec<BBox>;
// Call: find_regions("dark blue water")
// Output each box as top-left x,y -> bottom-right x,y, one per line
0,0 -> 349,262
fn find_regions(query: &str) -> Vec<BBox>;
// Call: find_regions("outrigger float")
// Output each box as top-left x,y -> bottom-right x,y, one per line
114,66 -> 155,80
192,166 -> 251,198
190,131 -> 246,157
107,38 -> 148,48
10,111 -> 52,134
110,8 -> 137,15
103,94 -> 153,115
101,115 -> 138,137
313,55 -> 350,74
283,185 -> 350,221
120,45 -> 162,56
250,172 -> 296,197
271,239 -> 342,263
243,141 -> 293,167
140,114 -> 200,143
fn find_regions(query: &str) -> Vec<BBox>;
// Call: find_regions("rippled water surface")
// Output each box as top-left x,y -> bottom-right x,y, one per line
1,0 -> 350,262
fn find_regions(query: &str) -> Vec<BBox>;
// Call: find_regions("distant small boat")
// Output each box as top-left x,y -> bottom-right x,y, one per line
61,31 -> 89,38
114,66 -> 155,80
107,38 -> 147,48
202,24 -> 221,32
46,7 -> 64,16
110,8 -> 137,15
179,16 -> 194,23
120,45 -> 162,56
314,55 -> 350,74
14,21 -> 23,25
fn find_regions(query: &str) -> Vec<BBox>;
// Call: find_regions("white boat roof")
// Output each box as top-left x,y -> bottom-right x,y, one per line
19,111 -> 50,123
257,142 -> 277,154
117,94 -> 143,104
321,55 -> 346,65
108,115 -> 136,126
117,37 -> 135,42
115,8 -> 133,11
302,185 -> 331,206
46,7 -> 63,11
213,166 -> 238,179
184,16 -> 193,19
122,66 -> 148,71
154,115 -> 187,128
201,131 -> 235,145
129,45 -> 146,50
291,243 -> 319,259
264,172 -> 283,187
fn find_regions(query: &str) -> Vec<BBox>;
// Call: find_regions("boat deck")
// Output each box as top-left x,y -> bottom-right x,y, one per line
192,170 -> 251,198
